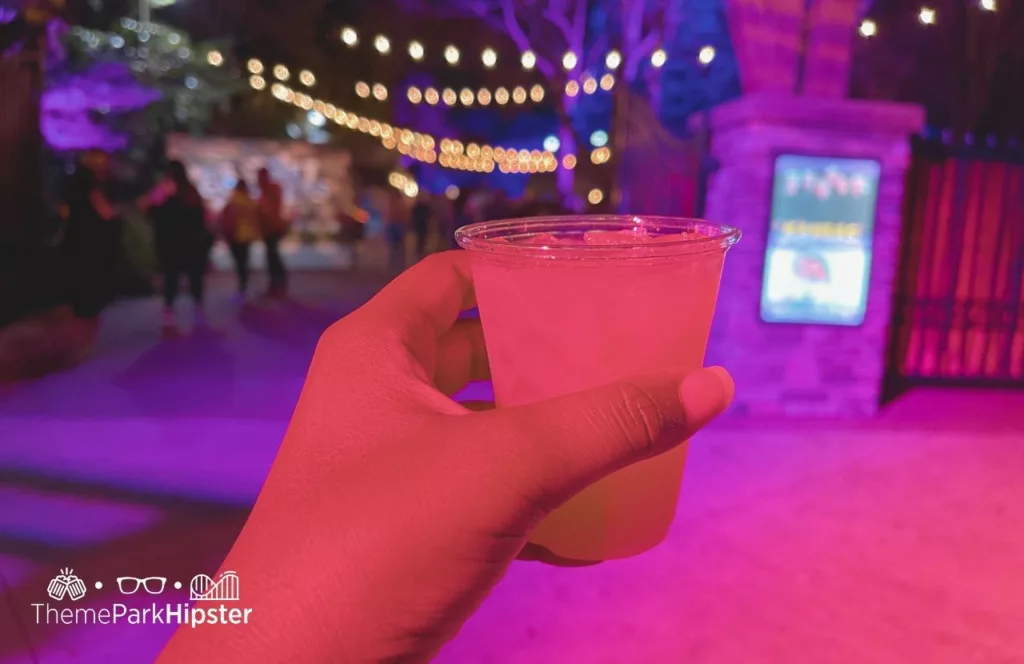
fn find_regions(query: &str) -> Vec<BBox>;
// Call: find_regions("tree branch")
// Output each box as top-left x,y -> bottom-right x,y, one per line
624,31 -> 659,82
543,0 -> 574,48
498,0 -> 554,78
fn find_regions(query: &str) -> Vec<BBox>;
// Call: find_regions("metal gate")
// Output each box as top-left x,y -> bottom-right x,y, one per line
886,137 -> 1024,392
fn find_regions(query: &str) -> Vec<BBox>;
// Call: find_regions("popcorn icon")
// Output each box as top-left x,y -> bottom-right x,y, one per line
47,568 -> 87,602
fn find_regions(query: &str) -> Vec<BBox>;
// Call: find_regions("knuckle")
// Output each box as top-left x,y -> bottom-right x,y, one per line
611,382 -> 666,454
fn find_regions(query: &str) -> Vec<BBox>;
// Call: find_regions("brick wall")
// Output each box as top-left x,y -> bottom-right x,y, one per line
702,94 -> 924,416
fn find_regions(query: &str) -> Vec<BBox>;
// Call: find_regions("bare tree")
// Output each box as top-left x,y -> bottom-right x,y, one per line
412,0 -> 681,201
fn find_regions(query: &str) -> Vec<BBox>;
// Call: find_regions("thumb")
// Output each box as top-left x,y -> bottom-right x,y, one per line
475,366 -> 734,514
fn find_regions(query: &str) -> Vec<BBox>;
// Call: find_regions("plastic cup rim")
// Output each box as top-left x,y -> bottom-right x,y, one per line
455,215 -> 741,260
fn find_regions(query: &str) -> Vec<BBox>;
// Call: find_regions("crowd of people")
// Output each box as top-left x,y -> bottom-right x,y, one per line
58,149 -> 573,336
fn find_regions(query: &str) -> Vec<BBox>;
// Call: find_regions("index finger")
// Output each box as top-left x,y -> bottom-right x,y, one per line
365,251 -> 477,339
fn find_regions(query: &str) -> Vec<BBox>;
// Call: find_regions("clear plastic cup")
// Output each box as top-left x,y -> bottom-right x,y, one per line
456,215 -> 740,561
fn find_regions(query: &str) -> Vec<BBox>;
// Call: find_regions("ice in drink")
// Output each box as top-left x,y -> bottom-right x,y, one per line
457,217 -> 739,561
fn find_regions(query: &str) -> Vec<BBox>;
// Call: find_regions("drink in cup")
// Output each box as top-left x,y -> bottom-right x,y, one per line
456,216 -> 740,561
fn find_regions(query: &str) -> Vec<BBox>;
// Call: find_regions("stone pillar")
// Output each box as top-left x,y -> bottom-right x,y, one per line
703,94 -> 924,416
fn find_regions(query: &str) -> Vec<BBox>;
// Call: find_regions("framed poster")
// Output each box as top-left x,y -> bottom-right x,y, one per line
760,154 -> 881,326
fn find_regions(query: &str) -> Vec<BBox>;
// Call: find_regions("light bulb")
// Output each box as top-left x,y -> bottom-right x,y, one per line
698,46 -> 716,65
980,0 -> 996,10
512,86 -> 527,103
918,7 -> 936,24
478,88 -> 492,105
409,41 -> 424,60
445,185 -> 460,200
425,88 -> 439,105
444,45 -> 460,65
372,83 -> 388,100
858,19 -> 877,37
247,59 -> 264,75
599,73 -> 615,90
605,50 -> 621,70
407,87 -> 422,104
207,50 -> 224,66
582,77 -> 597,94
299,70 -> 316,87
443,88 -> 457,105
341,27 -> 358,46
460,88 -> 475,105
521,50 -> 536,70
355,81 -> 370,97
565,80 -> 579,97
273,65 -> 290,81
588,188 -> 603,205
249,75 -> 266,90
374,35 -> 391,53
495,87 -> 509,105
482,48 -> 497,68
562,51 -> 577,70
530,84 -> 545,102
650,48 -> 667,68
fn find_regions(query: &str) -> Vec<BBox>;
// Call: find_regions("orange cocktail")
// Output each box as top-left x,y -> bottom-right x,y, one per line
457,216 -> 740,561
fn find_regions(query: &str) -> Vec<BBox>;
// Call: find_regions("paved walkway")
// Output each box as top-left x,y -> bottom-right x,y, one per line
1,272 -> 1023,663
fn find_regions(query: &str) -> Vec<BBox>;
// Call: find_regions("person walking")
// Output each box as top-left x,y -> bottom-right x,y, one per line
141,161 -> 210,333
257,168 -> 290,297
220,179 -> 261,301
410,192 -> 432,262
385,188 -> 410,274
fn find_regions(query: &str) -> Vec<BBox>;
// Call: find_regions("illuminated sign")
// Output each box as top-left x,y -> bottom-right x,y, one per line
760,154 -> 881,326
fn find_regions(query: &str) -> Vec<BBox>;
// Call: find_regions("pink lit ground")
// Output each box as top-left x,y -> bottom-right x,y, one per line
1,272 -> 1023,663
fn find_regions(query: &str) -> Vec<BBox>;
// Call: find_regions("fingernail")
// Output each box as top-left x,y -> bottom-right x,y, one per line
679,366 -> 734,428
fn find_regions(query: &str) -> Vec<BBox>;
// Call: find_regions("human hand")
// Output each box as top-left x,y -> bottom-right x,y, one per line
160,251 -> 733,663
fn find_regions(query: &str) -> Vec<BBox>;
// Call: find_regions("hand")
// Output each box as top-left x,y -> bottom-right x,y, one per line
160,251 -> 733,663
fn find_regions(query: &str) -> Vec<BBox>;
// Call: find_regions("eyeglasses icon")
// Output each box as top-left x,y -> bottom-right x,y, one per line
116,577 -> 167,595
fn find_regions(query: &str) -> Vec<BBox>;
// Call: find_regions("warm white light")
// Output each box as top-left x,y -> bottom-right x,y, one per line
249,75 -> 266,90
478,88 -> 492,105
530,84 -> 545,102
445,185 -> 460,200
207,50 -> 224,66
650,48 -> 667,68
565,80 -> 580,97
407,86 -> 422,103
588,188 -> 604,205
980,0 -> 995,10
605,50 -> 621,70
562,154 -> 577,170
543,135 -> 560,152
495,87 -> 509,105
858,20 -> 877,37
307,111 -> 326,127
404,182 -> 419,198
562,51 -> 577,70
442,88 -> 457,105
299,70 -> 316,87
372,83 -> 388,100
582,77 -> 597,94
355,81 -> 370,97
444,45 -> 460,65
425,87 -> 439,105
374,35 -> 391,53
918,7 -> 936,24
409,41 -> 424,60
599,73 -> 615,90
521,50 -> 536,70
482,48 -> 497,68
512,86 -> 527,104
460,88 -> 475,105
273,65 -> 290,81
271,83 -> 288,100
247,59 -> 264,75
698,46 -> 716,65
341,27 -> 358,46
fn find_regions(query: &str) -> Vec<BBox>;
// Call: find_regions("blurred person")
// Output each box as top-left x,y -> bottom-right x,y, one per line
160,251 -> 734,662
483,187 -> 513,221
257,168 -> 290,297
410,191 -> 433,261
62,149 -> 120,321
139,161 -> 211,333
385,188 -> 410,274
220,179 -> 261,301
337,203 -> 368,272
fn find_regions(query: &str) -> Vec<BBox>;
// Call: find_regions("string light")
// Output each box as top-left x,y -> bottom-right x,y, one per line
605,50 -> 621,70
698,46 -> 716,65
425,87 -> 439,105
478,88 -> 492,105
588,189 -> 604,205
512,86 -> 527,104
341,27 -> 358,46
565,80 -> 580,97
521,50 -> 536,70
207,50 -> 224,66
600,73 -> 615,90
482,47 -> 497,68
530,84 -> 545,102
249,75 -> 266,90
562,51 -> 577,70
651,48 -> 667,68
582,77 -> 598,95
495,87 -> 509,105
273,65 -> 290,81
980,0 -> 995,10
408,86 -> 422,103
858,19 -> 877,37
918,7 -> 936,25
444,45 -> 460,65
247,59 -> 264,75
355,81 -> 370,97
372,83 -> 387,100
443,88 -> 457,105
299,70 -> 316,87
374,35 -> 391,54
460,88 -> 475,105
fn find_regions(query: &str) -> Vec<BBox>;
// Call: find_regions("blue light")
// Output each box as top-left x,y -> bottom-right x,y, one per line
590,130 -> 609,148
543,135 -> 560,152
184,76 -> 199,90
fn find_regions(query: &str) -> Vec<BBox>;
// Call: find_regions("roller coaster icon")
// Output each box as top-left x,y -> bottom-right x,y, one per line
189,571 -> 240,602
